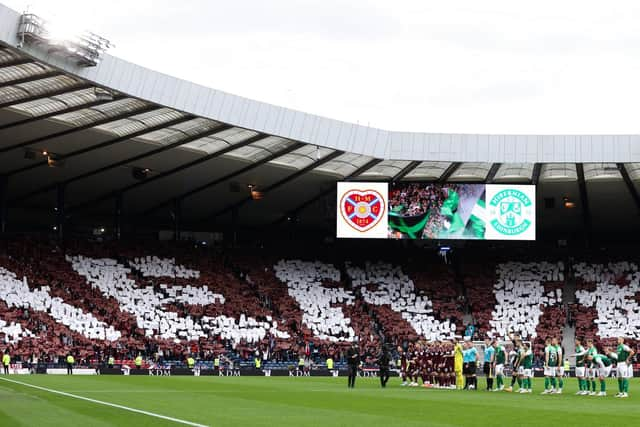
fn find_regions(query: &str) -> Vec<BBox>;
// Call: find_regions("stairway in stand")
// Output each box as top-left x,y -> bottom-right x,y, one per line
562,260 -> 576,364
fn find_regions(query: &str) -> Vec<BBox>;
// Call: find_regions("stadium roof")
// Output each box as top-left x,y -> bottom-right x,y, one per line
0,3 -> 639,235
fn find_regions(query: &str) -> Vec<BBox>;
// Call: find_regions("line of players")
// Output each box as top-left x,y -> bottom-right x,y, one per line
396,334 -> 635,398
398,341 -> 457,389
571,337 -> 634,398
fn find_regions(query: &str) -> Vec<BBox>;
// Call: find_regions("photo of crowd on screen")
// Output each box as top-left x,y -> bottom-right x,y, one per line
387,183 -> 486,240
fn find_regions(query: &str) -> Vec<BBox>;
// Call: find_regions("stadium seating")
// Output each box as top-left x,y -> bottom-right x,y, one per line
574,261 -> 640,340
69,255 -> 289,344
534,304 -> 566,354
274,260 -> 357,343
340,300 -> 382,359
0,298 -> 103,359
0,266 -> 121,341
228,256 -> 316,351
408,268 -> 464,335
463,262 -> 496,338
490,261 -> 564,340
3,238 -> 640,366
1,240 -> 147,346
346,262 -> 457,341
129,256 -> 200,279
0,318 -> 34,344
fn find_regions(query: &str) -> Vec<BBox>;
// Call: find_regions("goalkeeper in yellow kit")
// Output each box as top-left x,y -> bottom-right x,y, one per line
454,339 -> 464,389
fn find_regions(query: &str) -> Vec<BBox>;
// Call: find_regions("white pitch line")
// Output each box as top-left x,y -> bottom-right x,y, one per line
0,377 -> 209,427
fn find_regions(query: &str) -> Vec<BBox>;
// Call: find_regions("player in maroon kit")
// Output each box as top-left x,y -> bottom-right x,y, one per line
432,343 -> 444,388
399,346 -> 409,386
425,343 -> 436,387
442,341 -> 456,389
409,343 -> 421,387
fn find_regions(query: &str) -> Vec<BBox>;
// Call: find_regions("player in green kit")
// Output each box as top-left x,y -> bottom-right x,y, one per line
552,337 -> 564,393
586,339 -> 598,395
587,352 -> 613,396
518,342 -> 533,394
615,337 -> 635,398
573,339 -> 588,395
493,340 -> 507,391
542,338 -> 557,394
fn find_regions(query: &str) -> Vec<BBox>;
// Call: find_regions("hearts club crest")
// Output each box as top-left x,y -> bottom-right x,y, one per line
340,189 -> 385,232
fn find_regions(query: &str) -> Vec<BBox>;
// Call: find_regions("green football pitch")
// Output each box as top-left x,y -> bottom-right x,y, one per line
0,375 -> 638,427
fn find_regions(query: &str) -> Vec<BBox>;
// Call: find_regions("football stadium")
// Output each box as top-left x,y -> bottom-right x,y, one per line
0,2 -> 640,426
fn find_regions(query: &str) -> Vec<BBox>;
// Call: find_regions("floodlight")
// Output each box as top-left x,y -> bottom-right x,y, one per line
47,154 -> 64,168
17,13 -> 114,67
132,167 -> 151,180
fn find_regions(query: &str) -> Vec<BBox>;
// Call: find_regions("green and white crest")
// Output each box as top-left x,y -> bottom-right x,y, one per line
487,187 -> 534,237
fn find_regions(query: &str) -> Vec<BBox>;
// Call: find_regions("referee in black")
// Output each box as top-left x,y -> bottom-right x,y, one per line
462,340 -> 478,390
378,344 -> 391,388
346,342 -> 360,388
483,338 -> 495,390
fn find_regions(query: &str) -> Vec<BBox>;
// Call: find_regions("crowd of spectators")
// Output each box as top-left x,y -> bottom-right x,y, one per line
388,183 -> 450,217
2,238 -> 639,369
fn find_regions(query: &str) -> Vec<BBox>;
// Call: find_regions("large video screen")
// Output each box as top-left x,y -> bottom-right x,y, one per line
336,182 -> 535,240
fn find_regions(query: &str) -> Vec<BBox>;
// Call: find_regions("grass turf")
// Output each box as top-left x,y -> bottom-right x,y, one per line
0,375 -> 638,427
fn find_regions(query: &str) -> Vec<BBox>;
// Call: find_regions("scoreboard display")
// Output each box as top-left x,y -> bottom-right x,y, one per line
336,182 -> 536,241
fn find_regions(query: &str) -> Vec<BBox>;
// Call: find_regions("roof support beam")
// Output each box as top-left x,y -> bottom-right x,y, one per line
0,104 -> 158,155
576,163 -> 592,245
0,94 -> 126,132
0,175 -> 7,233
55,183 -> 65,240
485,163 -> 501,183
531,163 -> 542,185
438,162 -> 461,183
114,193 -> 123,240
172,198 -> 182,241
0,71 -> 62,89
0,83 -> 92,109
391,161 -> 420,183
140,141 -> 306,216
618,163 -> 640,216
10,122 -> 228,201
0,57 -> 33,68
66,134 -> 275,213
7,115 -> 195,176
273,158 -> 383,225
204,150 -> 345,221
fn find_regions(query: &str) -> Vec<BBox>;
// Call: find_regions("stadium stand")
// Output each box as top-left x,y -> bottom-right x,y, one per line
2,239 -> 640,367
346,261 -> 457,341
574,261 -> 640,345
274,259 -> 356,343
0,266 -> 121,341
407,264 -> 464,336
228,257 -> 316,355
489,261 -> 563,340
463,262 -> 496,339
69,254 -> 289,344
129,256 -> 201,279
0,318 -> 33,344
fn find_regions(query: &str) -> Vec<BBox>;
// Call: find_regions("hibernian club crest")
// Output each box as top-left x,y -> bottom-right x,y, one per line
488,188 -> 533,236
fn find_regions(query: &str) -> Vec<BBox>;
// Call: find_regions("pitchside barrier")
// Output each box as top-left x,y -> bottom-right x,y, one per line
0,366 -> 401,377
11,364 -> 625,377
96,367 -> 352,376
4,363 -> 31,375
46,368 -> 99,375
